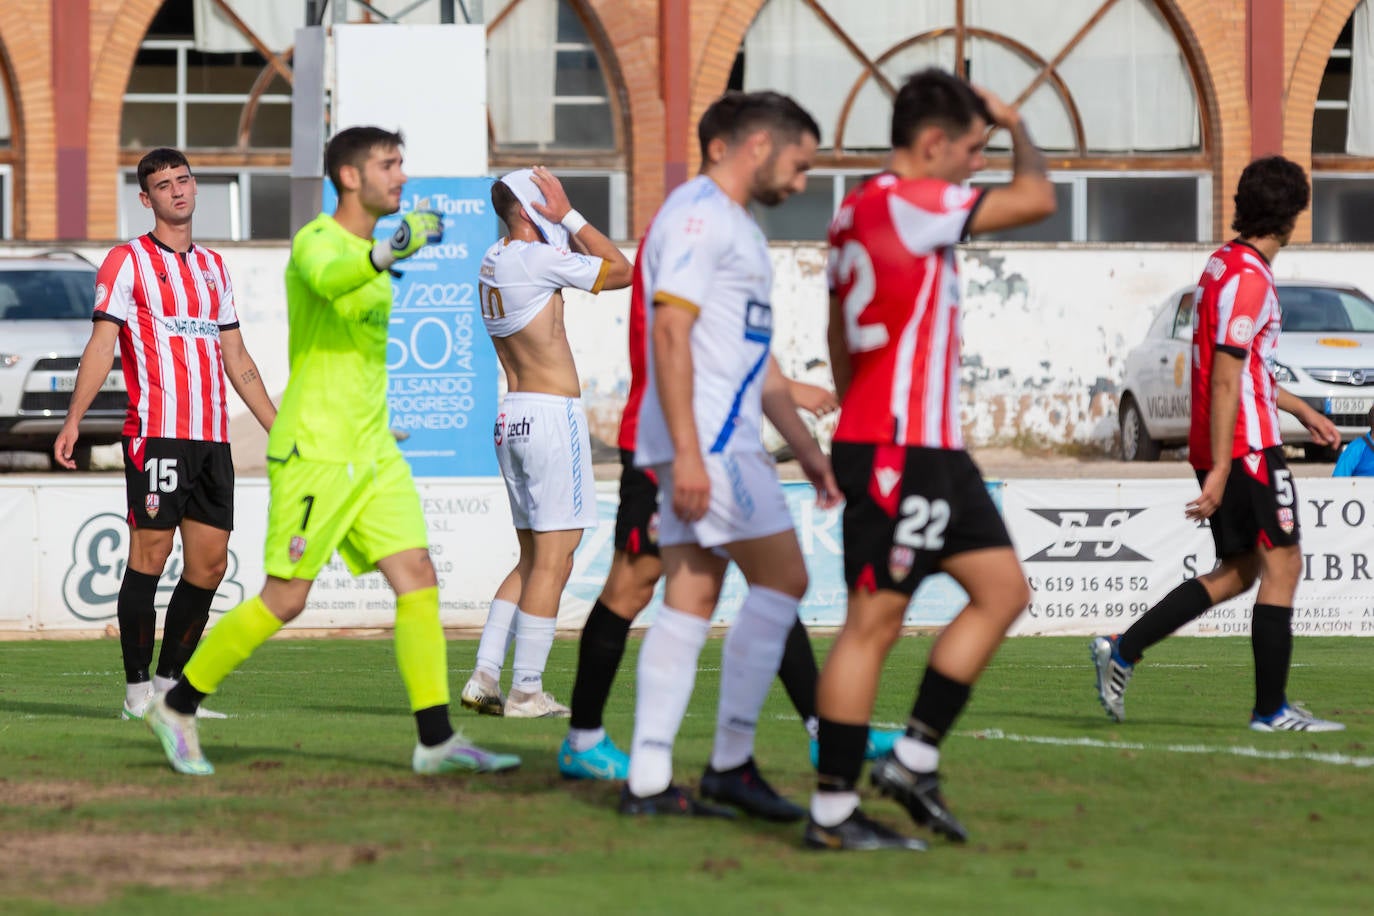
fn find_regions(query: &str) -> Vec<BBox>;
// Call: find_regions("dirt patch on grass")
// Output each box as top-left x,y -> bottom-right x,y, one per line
0,828 -> 366,906
0,778 -> 166,808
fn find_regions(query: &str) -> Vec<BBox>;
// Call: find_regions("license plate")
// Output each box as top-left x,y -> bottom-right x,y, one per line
50,374 -> 122,392
1325,396 -> 1374,415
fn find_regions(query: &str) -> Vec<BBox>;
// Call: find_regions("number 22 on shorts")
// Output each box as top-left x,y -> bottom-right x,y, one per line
895,495 -> 949,550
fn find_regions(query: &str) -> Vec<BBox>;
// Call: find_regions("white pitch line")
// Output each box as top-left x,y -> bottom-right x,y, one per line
956,728 -> 1374,768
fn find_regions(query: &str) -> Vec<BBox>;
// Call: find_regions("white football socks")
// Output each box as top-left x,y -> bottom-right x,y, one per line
511,610 -> 558,694
567,727 -> 606,754
126,681 -> 154,708
810,790 -> 861,828
474,598 -> 518,682
894,734 -> 940,774
627,605 -> 710,798
709,586 -> 799,772
152,674 -> 177,694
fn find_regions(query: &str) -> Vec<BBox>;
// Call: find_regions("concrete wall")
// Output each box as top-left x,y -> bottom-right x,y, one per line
20,242 -> 1374,457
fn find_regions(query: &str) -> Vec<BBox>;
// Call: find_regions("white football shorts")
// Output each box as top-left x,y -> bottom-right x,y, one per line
495,392 -> 598,532
652,449 -> 793,550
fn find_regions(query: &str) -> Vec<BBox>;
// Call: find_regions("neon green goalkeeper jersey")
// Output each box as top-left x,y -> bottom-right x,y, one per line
268,213 -> 399,463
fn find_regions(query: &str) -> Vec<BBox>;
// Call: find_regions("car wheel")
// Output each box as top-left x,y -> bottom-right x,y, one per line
1120,397 -> 1162,462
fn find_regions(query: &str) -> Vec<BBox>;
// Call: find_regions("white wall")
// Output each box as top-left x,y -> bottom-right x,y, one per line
24,242 -> 1374,452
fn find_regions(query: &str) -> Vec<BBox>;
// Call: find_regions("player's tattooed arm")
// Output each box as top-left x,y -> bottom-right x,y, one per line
240,367 -> 259,385
1009,120 -> 1047,178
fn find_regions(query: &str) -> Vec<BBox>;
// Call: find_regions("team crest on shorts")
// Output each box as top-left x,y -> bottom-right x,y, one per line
289,536 -> 307,563
888,545 -> 915,583
648,511 -> 660,545
1277,507 -> 1295,534
145,494 -> 160,519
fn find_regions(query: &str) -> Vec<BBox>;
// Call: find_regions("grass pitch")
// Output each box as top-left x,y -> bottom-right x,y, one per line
1,635 -> 1369,915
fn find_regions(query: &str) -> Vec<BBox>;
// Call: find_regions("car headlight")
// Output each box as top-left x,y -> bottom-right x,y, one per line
0,353 -> 21,368
1273,362 -> 1296,383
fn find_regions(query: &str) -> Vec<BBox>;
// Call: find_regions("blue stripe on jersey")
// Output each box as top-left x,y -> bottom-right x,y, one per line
565,397 -> 584,516
709,348 -> 770,454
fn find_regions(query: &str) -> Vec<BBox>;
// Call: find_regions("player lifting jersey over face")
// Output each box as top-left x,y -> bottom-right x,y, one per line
459,167 -> 632,720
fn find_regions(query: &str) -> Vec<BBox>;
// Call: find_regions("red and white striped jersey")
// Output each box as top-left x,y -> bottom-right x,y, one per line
827,174 -> 982,449
617,234 -> 651,453
1188,240 -> 1283,469
93,234 -> 240,442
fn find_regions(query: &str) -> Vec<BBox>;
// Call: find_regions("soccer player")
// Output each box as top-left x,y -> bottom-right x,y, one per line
1092,156 -> 1345,733
619,90 -> 840,820
557,261 -> 897,781
145,126 -> 520,777
55,147 -> 275,722
808,69 -> 1057,851
459,166 -> 632,719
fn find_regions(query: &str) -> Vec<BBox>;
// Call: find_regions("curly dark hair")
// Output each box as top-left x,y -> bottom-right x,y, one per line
1231,156 -> 1309,239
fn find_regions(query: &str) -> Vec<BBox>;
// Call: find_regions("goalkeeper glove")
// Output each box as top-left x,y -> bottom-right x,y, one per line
371,209 -> 444,270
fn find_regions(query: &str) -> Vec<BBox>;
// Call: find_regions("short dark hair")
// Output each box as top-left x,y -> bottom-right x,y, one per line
490,179 -> 521,225
891,68 -> 991,149
325,126 -> 405,194
1231,156 -> 1310,239
697,90 -> 820,161
137,147 -> 191,192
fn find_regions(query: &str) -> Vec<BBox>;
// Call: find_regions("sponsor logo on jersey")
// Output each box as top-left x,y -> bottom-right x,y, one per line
744,300 -> 773,344
161,316 -> 221,338
1278,506 -> 1295,534
145,494 -> 160,519
1022,508 -> 1150,563
888,545 -> 915,582
504,416 -> 532,441
289,535 -> 307,564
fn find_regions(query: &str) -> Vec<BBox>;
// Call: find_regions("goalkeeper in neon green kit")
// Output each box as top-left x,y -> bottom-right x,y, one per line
147,126 -> 520,777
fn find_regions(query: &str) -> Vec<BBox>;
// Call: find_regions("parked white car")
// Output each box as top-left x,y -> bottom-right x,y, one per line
1119,280 -> 1374,461
0,252 -> 124,469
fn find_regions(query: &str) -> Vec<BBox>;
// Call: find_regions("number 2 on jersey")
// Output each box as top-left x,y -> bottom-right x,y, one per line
895,495 -> 950,551
837,241 -> 887,353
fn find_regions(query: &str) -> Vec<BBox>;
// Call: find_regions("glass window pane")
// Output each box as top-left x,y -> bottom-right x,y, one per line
1086,177 -> 1198,242
128,47 -> 178,93
249,102 -> 292,148
558,176 -> 611,236
185,51 -> 265,94
971,182 -> 1074,242
750,177 -> 835,242
556,0 -> 586,43
1312,178 -> 1374,243
552,103 -> 614,149
186,102 -> 243,147
121,102 -> 177,148
555,49 -> 608,97
1312,108 -> 1348,155
249,174 -> 291,240
121,173 -> 238,240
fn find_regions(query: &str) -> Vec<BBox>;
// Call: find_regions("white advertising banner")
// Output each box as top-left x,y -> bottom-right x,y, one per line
0,485 -> 35,628
1005,478 -> 1374,637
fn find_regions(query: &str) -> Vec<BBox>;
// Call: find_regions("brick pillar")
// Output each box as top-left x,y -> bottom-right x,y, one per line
661,0 -> 691,194
52,0 -> 89,240
1248,0 -> 1284,159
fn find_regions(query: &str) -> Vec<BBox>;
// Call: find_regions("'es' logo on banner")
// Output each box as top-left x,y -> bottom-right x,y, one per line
1023,508 -> 1150,562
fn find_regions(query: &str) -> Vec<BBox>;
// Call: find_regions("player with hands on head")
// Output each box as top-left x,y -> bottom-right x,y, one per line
1092,155 -> 1344,735
459,164 -> 632,720
809,68 -> 1056,851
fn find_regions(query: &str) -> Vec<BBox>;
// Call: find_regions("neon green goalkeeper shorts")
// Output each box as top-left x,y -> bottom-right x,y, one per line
263,448 -> 429,581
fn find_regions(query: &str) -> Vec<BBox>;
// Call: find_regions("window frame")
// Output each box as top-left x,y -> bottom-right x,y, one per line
118,165 -> 291,242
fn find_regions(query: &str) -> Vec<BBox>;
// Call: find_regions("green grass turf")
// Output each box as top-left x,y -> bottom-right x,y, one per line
1,635 -> 1370,915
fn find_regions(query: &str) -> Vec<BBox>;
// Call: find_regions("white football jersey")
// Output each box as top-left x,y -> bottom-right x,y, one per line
478,239 -> 607,338
634,175 -> 775,466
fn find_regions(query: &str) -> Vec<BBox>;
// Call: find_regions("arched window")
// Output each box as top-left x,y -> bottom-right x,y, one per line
486,0 -> 629,238
734,0 -> 1212,242
0,47 -> 17,238
1311,2 -> 1374,242
117,1 -> 629,240
119,1 -> 293,240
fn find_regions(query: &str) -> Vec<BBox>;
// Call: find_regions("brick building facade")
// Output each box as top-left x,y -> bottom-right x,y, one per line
0,0 -> 1368,242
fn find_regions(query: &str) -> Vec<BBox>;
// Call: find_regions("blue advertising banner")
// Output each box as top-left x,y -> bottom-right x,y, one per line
322,177 -> 499,476
566,480 -> 994,627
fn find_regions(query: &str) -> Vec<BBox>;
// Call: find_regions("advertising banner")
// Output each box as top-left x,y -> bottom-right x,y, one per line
1004,478 -> 1374,636
322,178 -> 499,476
0,486 -> 35,627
